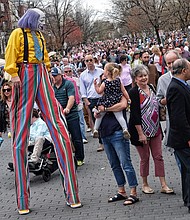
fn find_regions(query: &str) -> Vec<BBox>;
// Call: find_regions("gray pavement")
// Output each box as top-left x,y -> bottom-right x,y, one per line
0,123 -> 189,220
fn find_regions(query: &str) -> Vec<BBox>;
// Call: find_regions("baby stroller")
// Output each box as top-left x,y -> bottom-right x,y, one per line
8,142 -> 58,182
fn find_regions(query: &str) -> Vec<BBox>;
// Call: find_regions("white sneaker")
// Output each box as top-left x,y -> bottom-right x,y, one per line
86,128 -> 91,132
83,139 -> 88,144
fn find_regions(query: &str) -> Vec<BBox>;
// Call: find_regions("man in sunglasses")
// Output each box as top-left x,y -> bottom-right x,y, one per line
52,67 -> 85,166
80,55 -> 104,152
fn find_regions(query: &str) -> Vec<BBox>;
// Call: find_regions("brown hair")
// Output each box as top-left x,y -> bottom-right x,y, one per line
0,81 -> 12,102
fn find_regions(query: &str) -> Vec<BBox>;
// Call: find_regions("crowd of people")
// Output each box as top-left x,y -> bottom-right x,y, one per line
1,7 -> 190,216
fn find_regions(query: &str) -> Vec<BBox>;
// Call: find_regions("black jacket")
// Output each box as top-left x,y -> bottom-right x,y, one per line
167,78 -> 190,149
0,100 -> 7,133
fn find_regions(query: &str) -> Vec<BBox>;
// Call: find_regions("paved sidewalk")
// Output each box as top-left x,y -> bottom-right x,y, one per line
0,126 -> 189,220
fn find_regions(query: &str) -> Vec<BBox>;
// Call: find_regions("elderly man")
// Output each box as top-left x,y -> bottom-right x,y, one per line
80,54 -> 104,151
61,57 -> 77,76
156,50 -> 181,171
52,67 -> 85,166
167,58 -> 190,214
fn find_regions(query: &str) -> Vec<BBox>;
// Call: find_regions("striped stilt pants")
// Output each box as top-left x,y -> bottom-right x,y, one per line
10,63 -> 80,210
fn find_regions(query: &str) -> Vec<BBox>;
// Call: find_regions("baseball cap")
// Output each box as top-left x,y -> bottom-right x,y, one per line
51,67 -> 61,76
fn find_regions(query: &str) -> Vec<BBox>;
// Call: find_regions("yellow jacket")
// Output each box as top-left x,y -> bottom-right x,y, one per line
5,28 -> 50,77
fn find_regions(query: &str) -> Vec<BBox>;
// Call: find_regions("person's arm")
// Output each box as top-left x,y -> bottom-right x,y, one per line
4,29 -> 22,86
94,78 -> 105,94
64,96 -> 75,114
156,78 -> 167,106
64,81 -> 76,114
135,125 -> 147,144
80,74 -> 90,106
120,83 -> 130,101
98,96 -> 128,112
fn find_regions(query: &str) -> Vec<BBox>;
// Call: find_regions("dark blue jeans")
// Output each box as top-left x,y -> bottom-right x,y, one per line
102,130 -> 138,188
67,118 -> 84,161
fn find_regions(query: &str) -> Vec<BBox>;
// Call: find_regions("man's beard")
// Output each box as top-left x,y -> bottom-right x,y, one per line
142,61 -> 149,66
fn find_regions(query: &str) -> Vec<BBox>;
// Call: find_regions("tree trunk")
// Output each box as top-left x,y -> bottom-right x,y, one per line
155,26 -> 161,45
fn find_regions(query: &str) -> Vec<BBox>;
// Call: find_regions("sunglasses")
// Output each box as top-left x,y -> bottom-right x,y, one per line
85,59 -> 93,62
3,88 -> 11,92
64,70 -> 72,73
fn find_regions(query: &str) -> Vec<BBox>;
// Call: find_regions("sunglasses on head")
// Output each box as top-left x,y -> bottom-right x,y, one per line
85,59 -> 93,62
64,70 -> 72,73
3,88 -> 11,92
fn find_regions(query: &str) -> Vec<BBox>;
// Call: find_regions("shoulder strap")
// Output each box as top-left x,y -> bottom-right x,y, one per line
37,31 -> 44,61
21,28 -> 28,63
148,83 -> 156,94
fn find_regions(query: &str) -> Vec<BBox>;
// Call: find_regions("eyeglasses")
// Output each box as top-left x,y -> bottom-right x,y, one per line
64,70 -> 72,73
3,88 -> 11,92
85,59 -> 93,62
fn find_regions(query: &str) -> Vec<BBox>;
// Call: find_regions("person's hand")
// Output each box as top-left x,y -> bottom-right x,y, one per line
94,111 -> 101,119
11,76 -> 21,87
84,100 -> 90,107
138,133 -> 148,145
94,78 -> 98,86
98,105 -> 105,112
160,97 -> 167,105
188,140 -> 190,147
64,108 -> 70,115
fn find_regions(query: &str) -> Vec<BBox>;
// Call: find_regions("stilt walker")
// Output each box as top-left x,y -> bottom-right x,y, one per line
4,8 -> 82,215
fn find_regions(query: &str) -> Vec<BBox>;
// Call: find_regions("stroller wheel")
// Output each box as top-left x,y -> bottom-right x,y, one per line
42,169 -> 51,182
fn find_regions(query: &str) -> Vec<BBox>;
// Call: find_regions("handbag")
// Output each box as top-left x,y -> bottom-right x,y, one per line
159,106 -> 166,121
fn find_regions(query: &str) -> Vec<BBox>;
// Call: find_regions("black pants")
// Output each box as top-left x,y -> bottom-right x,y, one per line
175,148 -> 190,207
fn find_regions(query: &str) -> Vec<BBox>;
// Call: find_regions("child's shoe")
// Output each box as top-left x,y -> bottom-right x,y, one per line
123,129 -> 131,139
92,107 -> 100,113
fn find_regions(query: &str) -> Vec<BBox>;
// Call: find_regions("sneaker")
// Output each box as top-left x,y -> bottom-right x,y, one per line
93,130 -> 99,138
28,158 -> 39,164
123,129 -> 131,139
66,202 -> 83,209
83,139 -> 88,144
97,144 -> 104,152
77,160 -> 85,166
7,162 -> 14,171
18,209 -> 30,215
8,132 -> 11,138
86,128 -> 91,132
0,137 -> 4,147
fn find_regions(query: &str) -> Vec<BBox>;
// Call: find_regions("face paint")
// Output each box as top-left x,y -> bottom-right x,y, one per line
38,14 -> 45,31
31,8 -> 45,31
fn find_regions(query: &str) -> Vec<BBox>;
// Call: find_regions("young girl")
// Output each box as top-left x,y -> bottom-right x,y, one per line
93,63 -> 131,139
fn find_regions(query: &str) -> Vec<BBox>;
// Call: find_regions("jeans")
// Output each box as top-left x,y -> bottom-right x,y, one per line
102,130 -> 138,188
78,109 -> 87,140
